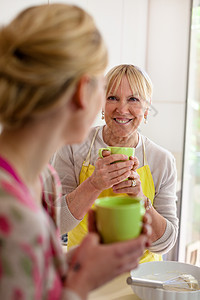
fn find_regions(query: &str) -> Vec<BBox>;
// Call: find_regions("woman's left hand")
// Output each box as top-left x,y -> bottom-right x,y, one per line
112,156 -> 144,197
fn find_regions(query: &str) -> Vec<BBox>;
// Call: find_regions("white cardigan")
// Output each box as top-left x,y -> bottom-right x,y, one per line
52,126 -> 179,255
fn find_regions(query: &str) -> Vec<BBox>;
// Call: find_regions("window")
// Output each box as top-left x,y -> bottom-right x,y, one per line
179,0 -> 200,266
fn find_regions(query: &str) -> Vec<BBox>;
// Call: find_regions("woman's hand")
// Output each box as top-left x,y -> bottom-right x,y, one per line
112,156 -> 144,197
63,232 -> 148,300
89,150 -> 135,192
64,209 -> 151,299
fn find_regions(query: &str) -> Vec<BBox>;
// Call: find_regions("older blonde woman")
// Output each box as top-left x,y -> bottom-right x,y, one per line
0,6 -> 150,300
52,64 -> 178,262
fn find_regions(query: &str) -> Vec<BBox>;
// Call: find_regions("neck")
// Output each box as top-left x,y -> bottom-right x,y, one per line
102,125 -> 139,148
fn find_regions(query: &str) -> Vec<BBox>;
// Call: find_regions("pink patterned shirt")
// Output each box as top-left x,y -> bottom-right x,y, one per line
0,156 -> 80,300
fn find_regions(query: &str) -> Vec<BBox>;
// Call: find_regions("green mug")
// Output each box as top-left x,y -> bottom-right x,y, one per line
95,195 -> 145,244
98,146 -> 135,180
99,146 -> 135,159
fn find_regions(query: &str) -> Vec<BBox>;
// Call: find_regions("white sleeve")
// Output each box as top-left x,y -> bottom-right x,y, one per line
51,146 -> 81,234
51,145 -> 79,195
59,195 -> 82,234
149,154 -> 179,254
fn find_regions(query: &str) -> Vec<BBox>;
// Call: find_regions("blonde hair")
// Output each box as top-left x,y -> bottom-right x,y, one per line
105,64 -> 153,104
0,4 -> 107,129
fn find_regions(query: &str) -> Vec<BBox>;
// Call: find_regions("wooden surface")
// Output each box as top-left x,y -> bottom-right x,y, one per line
88,272 -> 141,300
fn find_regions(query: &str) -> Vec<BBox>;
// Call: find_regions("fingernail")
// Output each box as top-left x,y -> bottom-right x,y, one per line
145,241 -> 150,247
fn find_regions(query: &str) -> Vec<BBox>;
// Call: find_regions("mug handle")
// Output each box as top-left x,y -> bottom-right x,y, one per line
98,147 -> 111,158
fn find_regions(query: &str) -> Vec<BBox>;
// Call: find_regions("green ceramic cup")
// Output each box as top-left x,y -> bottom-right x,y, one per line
95,196 -> 145,244
98,146 -> 135,180
99,146 -> 135,159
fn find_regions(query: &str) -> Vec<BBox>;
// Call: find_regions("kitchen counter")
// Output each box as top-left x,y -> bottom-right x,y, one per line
88,272 -> 141,300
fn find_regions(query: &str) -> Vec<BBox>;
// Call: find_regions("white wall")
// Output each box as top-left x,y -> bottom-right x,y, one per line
0,0 -> 47,24
144,0 -> 191,180
0,0 -> 191,179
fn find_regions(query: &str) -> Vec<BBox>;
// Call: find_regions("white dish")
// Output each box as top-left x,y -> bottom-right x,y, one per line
130,261 -> 200,300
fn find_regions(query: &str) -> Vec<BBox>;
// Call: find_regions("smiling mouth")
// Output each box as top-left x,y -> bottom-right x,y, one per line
114,118 -> 133,124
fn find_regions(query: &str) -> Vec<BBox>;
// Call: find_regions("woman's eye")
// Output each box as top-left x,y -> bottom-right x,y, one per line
107,96 -> 117,101
129,97 -> 139,102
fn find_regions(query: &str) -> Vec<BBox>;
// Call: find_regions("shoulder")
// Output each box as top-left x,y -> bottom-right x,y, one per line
141,135 -> 177,180
143,135 -> 175,163
0,169 -> 39,213
0,181 -> 41,240
140,135 -> 177,189
0,183 -> 19,217
55,126 -> 101,158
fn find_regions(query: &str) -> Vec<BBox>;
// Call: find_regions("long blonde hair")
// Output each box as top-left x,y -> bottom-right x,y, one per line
105,64 -> 153,104
0,4 -> 108,129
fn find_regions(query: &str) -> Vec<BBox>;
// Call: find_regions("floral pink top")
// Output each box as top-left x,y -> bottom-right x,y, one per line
0,156 -> 80,300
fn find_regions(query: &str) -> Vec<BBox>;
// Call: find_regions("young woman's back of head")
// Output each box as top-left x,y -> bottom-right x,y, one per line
0,4 -> 107,129
0,5 -> 150,300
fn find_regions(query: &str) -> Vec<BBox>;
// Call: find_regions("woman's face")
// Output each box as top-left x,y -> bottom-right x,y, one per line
63,75 -> 105,144
104,75 -> 147,139
82,75 -> 106,136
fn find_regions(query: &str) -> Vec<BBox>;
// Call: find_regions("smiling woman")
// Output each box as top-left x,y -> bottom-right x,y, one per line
52,64 -> 179,263
103,65 -> 152,147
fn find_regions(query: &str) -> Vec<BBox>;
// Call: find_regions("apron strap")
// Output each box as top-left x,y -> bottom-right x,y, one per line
141,136 -> 148,166
83,127 -> 100,166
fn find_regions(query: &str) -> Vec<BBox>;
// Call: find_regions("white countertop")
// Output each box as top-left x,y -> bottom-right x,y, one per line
88,272 -> 141,300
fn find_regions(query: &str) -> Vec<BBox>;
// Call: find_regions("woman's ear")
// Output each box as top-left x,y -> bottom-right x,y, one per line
144,108 -> 149,118
144,99 -> 151,117
72,75 -> 90,109
143,108 -> 149,124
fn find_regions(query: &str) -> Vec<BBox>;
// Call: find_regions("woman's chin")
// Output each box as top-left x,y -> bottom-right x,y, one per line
105,122 -> 139,137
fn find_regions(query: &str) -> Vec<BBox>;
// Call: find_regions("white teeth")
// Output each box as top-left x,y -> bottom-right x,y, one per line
115,119 -> 130,124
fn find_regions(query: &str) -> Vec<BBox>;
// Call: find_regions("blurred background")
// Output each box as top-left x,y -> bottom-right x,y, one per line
0,0 -> 199,266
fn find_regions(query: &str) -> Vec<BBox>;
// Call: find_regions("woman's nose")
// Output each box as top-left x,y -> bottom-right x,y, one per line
115,101 -> 129,114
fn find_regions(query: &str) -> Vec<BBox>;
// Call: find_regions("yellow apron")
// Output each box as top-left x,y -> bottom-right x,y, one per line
68,128 -> 162,263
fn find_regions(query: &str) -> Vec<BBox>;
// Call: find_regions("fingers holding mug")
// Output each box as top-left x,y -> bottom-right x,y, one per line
112,172 -> 141,195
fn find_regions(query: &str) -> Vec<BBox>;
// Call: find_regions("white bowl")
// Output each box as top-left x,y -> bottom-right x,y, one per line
130,261 -> 200,300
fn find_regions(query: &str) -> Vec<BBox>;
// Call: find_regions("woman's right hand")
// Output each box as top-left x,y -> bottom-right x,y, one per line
89,150 -> 135,192
63,209 -> 151,299
63,232 -> 148,300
